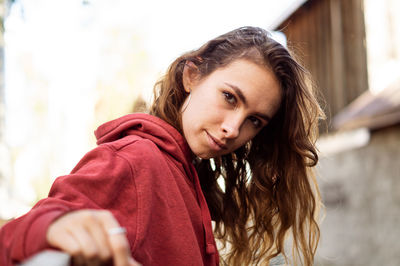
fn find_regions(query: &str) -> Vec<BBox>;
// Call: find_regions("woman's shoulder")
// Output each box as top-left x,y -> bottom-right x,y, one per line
101,134 -> 154,153
96,134 -> 167,172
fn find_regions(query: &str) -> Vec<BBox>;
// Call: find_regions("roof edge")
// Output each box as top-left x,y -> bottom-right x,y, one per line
269,0 -> 308,30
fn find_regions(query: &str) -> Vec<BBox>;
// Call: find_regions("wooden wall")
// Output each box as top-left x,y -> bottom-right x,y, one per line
275,0 -> 369,130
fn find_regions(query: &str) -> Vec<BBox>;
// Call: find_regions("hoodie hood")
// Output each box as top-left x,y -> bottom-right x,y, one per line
95,113 -> 193,170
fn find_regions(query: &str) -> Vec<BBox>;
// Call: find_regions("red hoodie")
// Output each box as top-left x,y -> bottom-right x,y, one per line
0,113 -> 219,266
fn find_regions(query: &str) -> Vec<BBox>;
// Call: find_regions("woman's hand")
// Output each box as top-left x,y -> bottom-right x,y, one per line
46,209 -> 140,266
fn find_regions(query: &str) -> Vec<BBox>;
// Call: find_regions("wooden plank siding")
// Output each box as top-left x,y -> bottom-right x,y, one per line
274,0 -> 369,130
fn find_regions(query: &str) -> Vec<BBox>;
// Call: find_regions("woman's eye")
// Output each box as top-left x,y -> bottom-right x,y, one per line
249,116 -> 262,128
223,91 -> 236,105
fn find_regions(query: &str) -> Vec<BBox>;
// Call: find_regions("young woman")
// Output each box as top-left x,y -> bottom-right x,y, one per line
0,26 -> 324,266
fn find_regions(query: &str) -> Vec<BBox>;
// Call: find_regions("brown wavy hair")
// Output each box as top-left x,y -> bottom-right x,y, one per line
150,26 -> 324,265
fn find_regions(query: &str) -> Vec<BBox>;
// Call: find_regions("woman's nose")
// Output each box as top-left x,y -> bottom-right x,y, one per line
221,116 -> 242,139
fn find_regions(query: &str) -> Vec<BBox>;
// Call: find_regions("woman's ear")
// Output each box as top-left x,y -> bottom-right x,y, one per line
182,61 -> 199,93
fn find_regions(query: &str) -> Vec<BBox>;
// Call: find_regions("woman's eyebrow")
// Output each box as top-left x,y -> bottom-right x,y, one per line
224,82 -> 272,122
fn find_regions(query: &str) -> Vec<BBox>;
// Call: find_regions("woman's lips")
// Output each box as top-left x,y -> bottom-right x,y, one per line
206,131 -> 227,151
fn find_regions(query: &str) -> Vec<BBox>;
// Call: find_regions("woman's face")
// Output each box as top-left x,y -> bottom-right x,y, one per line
181,59 -> 282,159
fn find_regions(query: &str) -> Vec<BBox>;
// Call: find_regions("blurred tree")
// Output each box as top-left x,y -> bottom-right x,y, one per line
0,0 -> 4,143
0,0 -> 7,225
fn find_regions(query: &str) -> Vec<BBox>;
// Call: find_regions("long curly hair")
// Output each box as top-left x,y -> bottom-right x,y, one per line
150,26 -> 324,265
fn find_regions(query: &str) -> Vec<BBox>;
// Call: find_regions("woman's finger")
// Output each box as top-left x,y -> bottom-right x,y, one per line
68,223 -> 99,259
47,227 -> 81,256
84,216 -> 112,260
47,210 -> 105,260
97,211 -> 139,266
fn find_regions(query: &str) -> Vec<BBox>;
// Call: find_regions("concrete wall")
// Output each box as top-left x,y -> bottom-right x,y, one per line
316,125 -> 400,266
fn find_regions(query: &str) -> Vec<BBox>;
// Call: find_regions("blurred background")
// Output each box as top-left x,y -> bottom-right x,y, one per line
0,0 -> 399,265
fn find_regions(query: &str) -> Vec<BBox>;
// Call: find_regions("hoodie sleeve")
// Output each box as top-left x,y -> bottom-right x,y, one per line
0,144 -> 137,266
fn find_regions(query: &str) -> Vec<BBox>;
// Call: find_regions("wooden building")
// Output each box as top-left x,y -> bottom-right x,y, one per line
273,0 -> 369,129
272,1 -> 400,265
